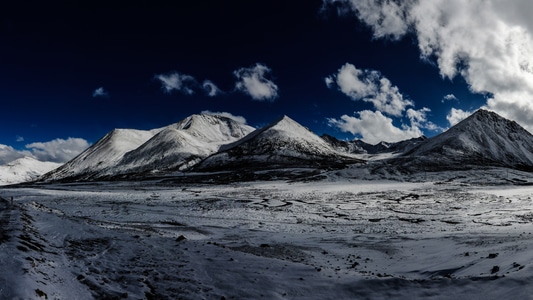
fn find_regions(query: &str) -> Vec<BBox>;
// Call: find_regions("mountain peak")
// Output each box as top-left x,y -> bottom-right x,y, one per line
449,109 -> 525,135
397,109 -> 533,171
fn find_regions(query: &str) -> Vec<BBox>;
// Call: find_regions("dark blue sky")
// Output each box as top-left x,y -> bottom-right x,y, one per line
0,0 -> 487,150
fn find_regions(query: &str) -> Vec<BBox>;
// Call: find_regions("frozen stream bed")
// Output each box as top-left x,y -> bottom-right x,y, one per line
1,175 -> 533,299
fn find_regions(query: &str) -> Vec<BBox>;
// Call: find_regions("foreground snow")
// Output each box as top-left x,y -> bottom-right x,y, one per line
1,172 -> 533,299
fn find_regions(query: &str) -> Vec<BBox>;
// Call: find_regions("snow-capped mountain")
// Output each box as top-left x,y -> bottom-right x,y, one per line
111,114 -> 255,175
389,109 -> 533,172
40,128 -> 161,181
40,114 -> 255,181
0,157 -> 61,185
195,115 -> 364,171
39,110 -> 533,183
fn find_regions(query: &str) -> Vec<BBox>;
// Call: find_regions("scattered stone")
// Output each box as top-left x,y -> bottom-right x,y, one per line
176,235 -> 187,242
487,253 -> 499,259
260,243 -> 270,248
35,289 -> 48,299
491,266 -> 500,274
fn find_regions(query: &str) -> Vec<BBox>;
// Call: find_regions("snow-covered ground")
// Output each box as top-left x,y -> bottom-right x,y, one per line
1,171 -> 533,299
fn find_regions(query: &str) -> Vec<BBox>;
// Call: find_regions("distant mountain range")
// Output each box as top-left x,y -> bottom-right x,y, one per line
27,109 -> 533,183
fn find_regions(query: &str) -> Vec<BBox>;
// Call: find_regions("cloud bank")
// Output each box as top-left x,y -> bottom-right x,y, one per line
326,63 -> 437,144
234,63 -> 279,101
328,110 -> 424,144
0,145 -> 27,165
26,138 -> 90,163
0,138 -> 90,165
323,0 -> 533,132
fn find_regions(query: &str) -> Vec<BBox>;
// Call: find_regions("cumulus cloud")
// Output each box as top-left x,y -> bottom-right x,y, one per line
234,63 -> 279,101
326,63 -> 413,116
25,138 -> 90,163
200,110 -> 247,124
92,87 -> 109,98
16,136 -> 24,142
407,107 -> 441,131
155,72 -> 198,95
323,0 -> 533,131
327,110 -> 423,144
446,108 -> 473,127
442,94 -> 458,102
326,62 -> 438,142
202,80 -> 222,97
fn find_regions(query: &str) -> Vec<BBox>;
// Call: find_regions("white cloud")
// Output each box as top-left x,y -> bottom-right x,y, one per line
92,87 -> 109,98
323,0 -> 533,132
234,63 -> 279,101
0,145 -> 27,165
25,138 -> 90,163
406,107 -> 441,131
326,0 -> 409,40
327,63 -> 413,116
202,80 -> 222,97
16,135 -> 24,142
155,72 -> 198,95
0,137 -> 90,165
327,110 -> 424,144
200,110 -> 247,124
324,76 -> 334,88
446,108 -> 473,127
442,94 -> 458,102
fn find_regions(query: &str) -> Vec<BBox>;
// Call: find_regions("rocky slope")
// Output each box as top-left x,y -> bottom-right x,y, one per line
387,109 -> 533,172
195,115 -> 364,172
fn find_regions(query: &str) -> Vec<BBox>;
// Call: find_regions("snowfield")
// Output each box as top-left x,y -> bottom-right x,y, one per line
1,170 -> 533,299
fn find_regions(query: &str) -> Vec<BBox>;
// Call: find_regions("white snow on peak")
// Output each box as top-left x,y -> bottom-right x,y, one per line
406,109 -> 533,167
200,115 -> 362,170
41,113 -> 256,180
41,128 -> 158,181
113,114 -> 255,174
0,157 -> 61,185
220,115 -> 334,153
171,114 -> 255,143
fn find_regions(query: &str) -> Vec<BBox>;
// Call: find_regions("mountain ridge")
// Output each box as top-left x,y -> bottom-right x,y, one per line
35,109 -> 533,183
385,109 -> 533,172
194,115 -> 365,172
40,114 -> 255,181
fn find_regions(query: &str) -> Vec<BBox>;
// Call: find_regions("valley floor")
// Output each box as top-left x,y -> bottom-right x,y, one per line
1,171 -> 533,299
